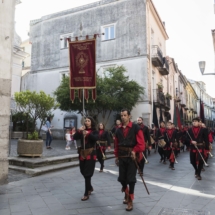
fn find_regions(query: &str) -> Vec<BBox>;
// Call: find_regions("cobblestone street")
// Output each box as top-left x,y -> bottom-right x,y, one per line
3,141 -> 215,215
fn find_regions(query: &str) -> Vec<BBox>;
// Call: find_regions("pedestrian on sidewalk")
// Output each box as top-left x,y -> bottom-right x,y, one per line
97,123 -> 111,172
46,117 -> 53,149
114,109 -> 145,211
73,116 -> 98,201
65,129 -> 71,150
70,127 -> 77,149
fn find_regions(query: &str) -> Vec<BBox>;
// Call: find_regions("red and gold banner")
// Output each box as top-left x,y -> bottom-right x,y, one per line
69,38 -> 96,102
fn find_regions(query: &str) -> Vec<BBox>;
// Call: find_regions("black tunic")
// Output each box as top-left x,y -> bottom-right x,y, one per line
74,129 -> 99,177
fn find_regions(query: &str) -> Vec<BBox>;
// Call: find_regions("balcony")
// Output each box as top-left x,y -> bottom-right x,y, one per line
158,57 -> 169,76
165,97 -> 171,111
153,89 -> 165,107
180,94 -> 186,107
151,45 -> 163,67
175,95 -> 181,103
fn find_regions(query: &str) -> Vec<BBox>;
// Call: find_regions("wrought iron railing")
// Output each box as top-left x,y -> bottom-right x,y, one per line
165,97 -> 171,110
151,45 -> 163,64
153,89 -> 165,106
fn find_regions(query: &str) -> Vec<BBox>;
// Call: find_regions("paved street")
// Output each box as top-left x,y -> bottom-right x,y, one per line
3,143 -> 215,215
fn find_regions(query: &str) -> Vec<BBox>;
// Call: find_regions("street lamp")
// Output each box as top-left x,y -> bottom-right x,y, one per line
198,61 -> 215,75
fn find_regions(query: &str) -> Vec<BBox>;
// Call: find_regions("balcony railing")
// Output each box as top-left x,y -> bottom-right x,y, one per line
165,97 -> 171,111
153,89 -> 165,107
151,45 -> 163,67
158,57 -> 169,76
175,95 -> 181,103
180,94 -> 186,107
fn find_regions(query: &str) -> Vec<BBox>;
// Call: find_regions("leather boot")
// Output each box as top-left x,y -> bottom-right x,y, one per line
121,187 -> 129,204
126,195 -> 133,211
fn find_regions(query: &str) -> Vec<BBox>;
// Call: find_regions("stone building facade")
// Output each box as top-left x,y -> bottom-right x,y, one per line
21,0 -> 170,137
0,0 -> 16,184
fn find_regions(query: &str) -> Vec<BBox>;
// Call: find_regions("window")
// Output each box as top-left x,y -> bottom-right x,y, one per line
22,61 -> 25,68
60,33 -> 73,49
101,65 -> 116,78
101,24 -> 116,41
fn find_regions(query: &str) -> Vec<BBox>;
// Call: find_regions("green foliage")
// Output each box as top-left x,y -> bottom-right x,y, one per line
14,90 -> 58,137
27,131 -> 39,140
54,66 -> 144,125
12,112 -> 34,132
157,82 -> 164,90
165,93 -> 172,100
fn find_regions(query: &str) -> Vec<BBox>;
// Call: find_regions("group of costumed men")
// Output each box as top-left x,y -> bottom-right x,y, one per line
73,110 -> 214,212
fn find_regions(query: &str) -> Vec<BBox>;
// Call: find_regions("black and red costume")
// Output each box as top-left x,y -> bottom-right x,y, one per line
185,126 -> 209,179
74,128 -> 99,197
138,123 -> 151,173
177,127 -> 186,152
114,122 -> 145,205
97,129 -> 110,171
156,127 -> 166,163
163,128 -> 178,169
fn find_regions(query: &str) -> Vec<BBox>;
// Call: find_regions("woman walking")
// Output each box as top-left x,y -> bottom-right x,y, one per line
97,123 -> 111,172
46,117 -> 53,149
73,116 -> 98,201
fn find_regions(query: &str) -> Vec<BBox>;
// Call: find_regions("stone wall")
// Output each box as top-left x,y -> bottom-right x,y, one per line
0,0 -> 16,184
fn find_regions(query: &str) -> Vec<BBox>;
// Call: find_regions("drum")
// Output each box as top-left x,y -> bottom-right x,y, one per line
158,139 -> 166,148
150,136 -> 155,145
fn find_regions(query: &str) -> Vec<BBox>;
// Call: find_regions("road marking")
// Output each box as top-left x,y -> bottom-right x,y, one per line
95,168 -> 215,199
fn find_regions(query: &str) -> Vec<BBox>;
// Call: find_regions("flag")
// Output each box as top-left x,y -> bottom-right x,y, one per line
200,99 -> 205,123
68,38 -> 96,102
153,104 -> 159,128
176,105 -> 182,129
173,101 -> 177,126
159,105 -> 163,123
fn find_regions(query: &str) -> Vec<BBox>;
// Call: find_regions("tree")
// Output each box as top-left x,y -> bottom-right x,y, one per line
54,66 -> 144,125
14,91 -> 58,137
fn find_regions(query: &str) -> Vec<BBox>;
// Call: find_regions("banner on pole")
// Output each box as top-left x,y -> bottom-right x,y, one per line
68,38 -> 96,102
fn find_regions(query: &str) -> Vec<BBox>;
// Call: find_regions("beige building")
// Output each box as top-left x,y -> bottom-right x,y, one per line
21,39 -> 31,76
0,0 -> 16,184
12,32 -> 29,97
185,79 -> 198,125
145,0 -> 170,124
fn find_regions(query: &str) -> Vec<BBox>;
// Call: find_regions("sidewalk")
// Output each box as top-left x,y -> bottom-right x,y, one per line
3,143 -> 215,215
9,139 -> 80,158
8,139 -> 114,181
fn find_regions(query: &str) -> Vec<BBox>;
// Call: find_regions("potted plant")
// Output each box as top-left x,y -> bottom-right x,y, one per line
17,131 -> 43,157
165,93 -> 172,100
157,82 -> 164,91
14,91 -> 58,157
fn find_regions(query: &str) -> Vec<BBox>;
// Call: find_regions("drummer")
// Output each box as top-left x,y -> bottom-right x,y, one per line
155,121 -> 167,164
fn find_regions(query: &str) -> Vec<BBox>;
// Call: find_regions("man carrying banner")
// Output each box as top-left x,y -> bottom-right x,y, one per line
114,109 -> 145,211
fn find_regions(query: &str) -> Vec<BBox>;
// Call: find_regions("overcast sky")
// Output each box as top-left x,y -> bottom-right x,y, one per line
15,0 -> 215,97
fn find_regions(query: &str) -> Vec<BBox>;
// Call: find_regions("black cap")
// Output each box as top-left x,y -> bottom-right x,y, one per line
192,117 -> 200,122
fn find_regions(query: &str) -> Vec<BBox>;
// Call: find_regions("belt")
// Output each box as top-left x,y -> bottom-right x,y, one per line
119,147 -> 133,151
97,141 -> 107,144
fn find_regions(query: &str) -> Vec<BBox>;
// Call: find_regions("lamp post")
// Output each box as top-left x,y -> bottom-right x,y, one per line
198,61 -> 215,75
